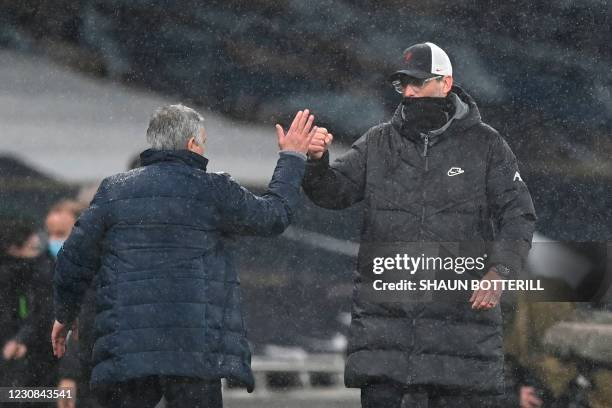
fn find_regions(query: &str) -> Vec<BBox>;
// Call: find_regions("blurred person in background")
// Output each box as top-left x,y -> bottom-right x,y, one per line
45,200 -> 84,259
304,42 -> 536,407
505,298 -> 612,408
51,104 -> 318,408
0,218 -> 57,401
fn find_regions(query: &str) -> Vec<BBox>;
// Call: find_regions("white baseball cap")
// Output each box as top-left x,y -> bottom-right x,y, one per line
389,42 -> 453,80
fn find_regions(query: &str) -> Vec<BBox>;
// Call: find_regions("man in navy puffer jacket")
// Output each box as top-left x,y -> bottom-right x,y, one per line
51,105 -> 318,408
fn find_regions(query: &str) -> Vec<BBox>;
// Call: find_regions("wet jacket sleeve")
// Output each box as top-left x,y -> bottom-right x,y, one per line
302,130 -> 369,209
54,181 -> 109,325
215,152 -> 305,236
486,135 -> 537,277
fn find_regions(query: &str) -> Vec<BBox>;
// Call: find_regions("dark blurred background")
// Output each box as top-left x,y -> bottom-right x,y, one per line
1,0 -> 610,350
2,0 -> 611,235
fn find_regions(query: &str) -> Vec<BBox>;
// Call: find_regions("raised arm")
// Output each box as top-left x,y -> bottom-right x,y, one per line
216,110 -> 317,235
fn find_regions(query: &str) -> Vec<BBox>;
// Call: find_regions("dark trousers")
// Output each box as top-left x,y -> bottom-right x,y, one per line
94,376 -> 222,408
361,383 -> 501,408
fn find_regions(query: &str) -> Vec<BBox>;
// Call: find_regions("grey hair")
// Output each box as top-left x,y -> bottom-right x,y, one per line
146,104 -> 205,150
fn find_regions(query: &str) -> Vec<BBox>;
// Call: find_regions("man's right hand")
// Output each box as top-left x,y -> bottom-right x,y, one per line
276,109 -> 317,154
307,127 -> 333,160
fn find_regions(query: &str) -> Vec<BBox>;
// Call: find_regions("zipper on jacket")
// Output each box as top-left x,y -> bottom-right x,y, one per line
422,134 -> 429,157
420,205 -> 426,227
419,134 -> 429,239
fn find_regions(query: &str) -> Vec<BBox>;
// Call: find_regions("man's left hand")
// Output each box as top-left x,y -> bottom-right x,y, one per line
469,268 -> 503,310
51,320 -> 78,358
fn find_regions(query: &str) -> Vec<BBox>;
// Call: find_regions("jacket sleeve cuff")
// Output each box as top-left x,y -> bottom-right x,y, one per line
486,240 -> 530,279
488,263 -> 512,279
307,149 -> 330,164
54,304 -> 77,326
280,151 -> 307,161
14,327 -> 32,345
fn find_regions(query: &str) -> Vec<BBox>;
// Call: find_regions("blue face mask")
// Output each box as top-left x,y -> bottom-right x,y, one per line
48,239 -> 65,258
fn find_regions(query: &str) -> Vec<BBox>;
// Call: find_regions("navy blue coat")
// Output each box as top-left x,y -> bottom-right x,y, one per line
54,149 -> 306,391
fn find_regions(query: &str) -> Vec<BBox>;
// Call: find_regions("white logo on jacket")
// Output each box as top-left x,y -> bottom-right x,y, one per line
513,171 -> 523,182
447,167 -> 464,177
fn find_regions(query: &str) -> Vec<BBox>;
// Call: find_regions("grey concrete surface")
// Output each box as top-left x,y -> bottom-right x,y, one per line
224,389 -> 360,408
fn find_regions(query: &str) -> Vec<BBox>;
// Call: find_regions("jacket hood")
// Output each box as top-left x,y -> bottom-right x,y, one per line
391,85 -> 483,142
140,149 -> 209,171
450,85 -> 482,129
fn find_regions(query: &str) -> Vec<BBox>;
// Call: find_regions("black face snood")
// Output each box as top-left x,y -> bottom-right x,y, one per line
400,96 -> 455,135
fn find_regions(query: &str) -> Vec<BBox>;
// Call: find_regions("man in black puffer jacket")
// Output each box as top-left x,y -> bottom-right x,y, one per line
52,105 -> 318,408
304,43 -> 536,407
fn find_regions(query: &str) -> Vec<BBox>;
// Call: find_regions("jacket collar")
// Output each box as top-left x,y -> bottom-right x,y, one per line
426,92 -> 470,137
390,84 -> 482,143
140,149 -> 209,171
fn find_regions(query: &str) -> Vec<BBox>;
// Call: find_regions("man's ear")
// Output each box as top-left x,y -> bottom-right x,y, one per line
187,136 -> 195,149
443,76 -> 453,94
187,136 -> 205,155
187,136 -> 198,151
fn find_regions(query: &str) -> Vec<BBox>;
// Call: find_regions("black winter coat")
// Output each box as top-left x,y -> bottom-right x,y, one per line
303,86 -> 536,394
0,254 -> 54,351
54,150 -> 306,391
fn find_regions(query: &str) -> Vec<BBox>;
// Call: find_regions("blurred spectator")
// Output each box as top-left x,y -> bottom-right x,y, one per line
0,218 -> 56,401
503,298 -> 575,406
45,200 -> 84,259
503,297 -> 612,407
56,376 -> 77,408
